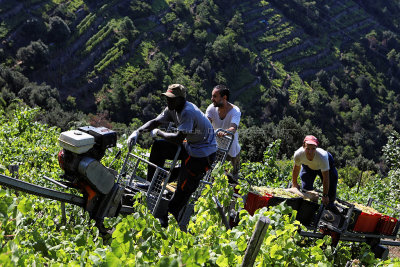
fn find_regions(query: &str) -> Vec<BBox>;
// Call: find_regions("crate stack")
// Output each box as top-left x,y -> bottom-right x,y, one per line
243,188 -> 399,236
344,203 -> 398,236
244,187 -> 320,226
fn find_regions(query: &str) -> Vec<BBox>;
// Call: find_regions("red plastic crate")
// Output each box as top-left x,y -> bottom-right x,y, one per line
376,215 -> 398,235
244,191 -> 273,215
353,212 -> 382,233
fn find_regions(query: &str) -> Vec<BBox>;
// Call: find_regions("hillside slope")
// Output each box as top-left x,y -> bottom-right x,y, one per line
2,0 -> 400,169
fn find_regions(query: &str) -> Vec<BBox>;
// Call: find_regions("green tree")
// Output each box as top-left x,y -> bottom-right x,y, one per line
47,16 -> 71,43
18,83 -> 60,110
383,131 -> 400,170
129,0 -> 152,18
227,11 -> 243,36
170,22 -> 192,47
193,29 -> 208,45
0,67 -> 29,93
120,17 -> 137,41
240,124 -> 274,162
16,40 -> 50,70
149,53 -> 168,83
211,33 -> 236,65
53,3 -> 76,22
21,18 -> 47,40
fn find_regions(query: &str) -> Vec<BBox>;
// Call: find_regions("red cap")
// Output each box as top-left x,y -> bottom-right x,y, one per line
304,135 -> 318,146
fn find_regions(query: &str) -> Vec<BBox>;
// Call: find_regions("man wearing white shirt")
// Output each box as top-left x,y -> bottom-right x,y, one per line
291,135 -> 338,208
206,85 -> 241,182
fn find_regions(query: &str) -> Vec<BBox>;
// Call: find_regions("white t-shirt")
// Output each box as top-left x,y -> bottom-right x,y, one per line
293,147 -> 330,171
206,104 -> 241,157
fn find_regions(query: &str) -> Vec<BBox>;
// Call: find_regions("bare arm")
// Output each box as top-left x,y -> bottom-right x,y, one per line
157,130 -> 186,145
226,123 -> 238,133
137,118 -> 162,133
217,123 -> 238,137
127,118 -> 162,147
321,170 -> 330,205
142,117 -> 187,144
292,165 -> 301,189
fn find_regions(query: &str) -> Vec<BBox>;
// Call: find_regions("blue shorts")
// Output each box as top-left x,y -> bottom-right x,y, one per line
299,152 -> 338,204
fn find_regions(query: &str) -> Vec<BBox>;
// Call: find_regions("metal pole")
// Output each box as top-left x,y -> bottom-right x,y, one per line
8,164 -> 20,196
43,176 -> 68,189
241,216 -> 270,267
8,164 -> 19,179
213,196 -> 230,229
61,202 -> 66,224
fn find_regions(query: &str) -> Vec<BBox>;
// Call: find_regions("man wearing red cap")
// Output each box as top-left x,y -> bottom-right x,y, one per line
291,135 -> 338,208
127,84 -> 217,227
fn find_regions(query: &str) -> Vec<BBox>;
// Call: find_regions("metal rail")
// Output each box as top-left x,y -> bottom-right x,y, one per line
0,174 -> 85,207
120,205 -> 135,214
296,196 -> 400,249
117,131 -> 182,216
299,230 -> 400,246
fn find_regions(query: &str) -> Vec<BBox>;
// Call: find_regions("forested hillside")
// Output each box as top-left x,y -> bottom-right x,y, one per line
2,0 -> 400,173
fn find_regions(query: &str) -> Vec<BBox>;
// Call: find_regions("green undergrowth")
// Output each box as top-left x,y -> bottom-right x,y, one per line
1,106 -> 400,266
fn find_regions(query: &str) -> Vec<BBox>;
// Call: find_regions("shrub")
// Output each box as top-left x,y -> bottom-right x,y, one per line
16,40 -> 50,70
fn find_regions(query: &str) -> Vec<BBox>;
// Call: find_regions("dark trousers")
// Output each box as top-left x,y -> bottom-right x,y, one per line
147,139 -> 215,220
299,152 -> 338,205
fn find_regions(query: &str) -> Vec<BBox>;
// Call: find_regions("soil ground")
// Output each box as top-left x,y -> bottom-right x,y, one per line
389,240 -> 400,259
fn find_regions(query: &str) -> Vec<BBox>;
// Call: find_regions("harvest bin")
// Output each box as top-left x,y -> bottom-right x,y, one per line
376,215 -> 398,235
244,191 -> 303,216
244,191 -> 272,215
353,212 -> 382,233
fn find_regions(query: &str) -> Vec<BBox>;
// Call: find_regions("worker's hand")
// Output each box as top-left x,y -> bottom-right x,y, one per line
291,182 -> 300,190
150,129 -> 159,138
127,130 -> 139,147
321,195 -> 329,206
217,131 -> 227,137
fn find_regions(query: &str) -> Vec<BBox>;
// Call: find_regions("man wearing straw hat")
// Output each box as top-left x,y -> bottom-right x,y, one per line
127,84 -> 217,227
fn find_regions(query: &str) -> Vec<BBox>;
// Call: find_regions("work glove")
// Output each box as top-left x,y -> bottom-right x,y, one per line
127,130 -> 139,147
150,129 -> 159,138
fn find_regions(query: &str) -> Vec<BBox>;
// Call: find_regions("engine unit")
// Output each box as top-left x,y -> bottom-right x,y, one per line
58,126 -> 117,195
